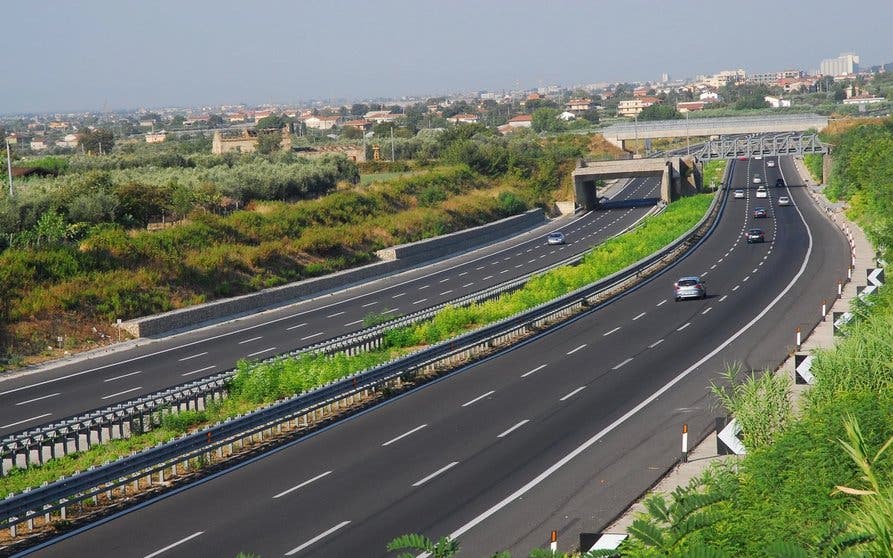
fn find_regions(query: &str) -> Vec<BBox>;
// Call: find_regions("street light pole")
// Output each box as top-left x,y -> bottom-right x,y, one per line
633,114 -> 639,157
685,111 -> 690,156
5,139 -> 12,197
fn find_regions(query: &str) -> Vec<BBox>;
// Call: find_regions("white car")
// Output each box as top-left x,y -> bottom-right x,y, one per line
733,189 -> 745,199
778,196 -> 791,206
754,155 -> 763,160
753,176 -> 762,184
756,187 -> 768,199
767,160 -> 776,167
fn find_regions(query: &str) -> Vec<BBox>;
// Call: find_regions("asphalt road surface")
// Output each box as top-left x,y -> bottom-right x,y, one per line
22,156 -> 849,557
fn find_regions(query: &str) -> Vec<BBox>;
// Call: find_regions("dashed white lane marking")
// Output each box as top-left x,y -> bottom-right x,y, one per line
719,257 -> 725,262
285,521 -> 351,556
500,269 -> 510,274
603,327 -> 621,336
326,311 -> 345,318
633,312 -> 646,321
710,264 -> 717,270
503,256 -> 511,261
238,336 -> 263,344
567,344 -> 587,355
361,301 -> 378,308
483,275 -> 494,280
612,357 -> 633,370
104,370 -> 142,382
475,266 -> 486,270
522,364 -> 547,378
412,462 -> 460,487
657,299 -> 667,306
101,386 -> 142,400
15,393 -> 61,406
247,347 -> 276,357
732,285 -> 740,291
144,531 -> 205,558
418,285 -> 430,290
286,322 -> 308,331
462,282 -> 474,288
412,298 -> 428,305
382,308 -> 398,314
515,264 -> 523,268
392,292 -> 406,299
182,365 -> 216,377
560,386 -> 586,401
648,339 -> 664,348
719,295 -> 728,302
743,276 -> 750,282
701,307 -> 713,315
677,322 -> 691,331
301,332 -> 325,340
273,471 -> 333,499
497,419 -> 530,438
344,320 -> 363,327
439,278 -> 450,283
462,390 -> 495,407
528,259 -> 536,263
178,352 -> 207,362
458,271 -> 468,276
1,413 -> 53,429
440,290 -> 453,296
382,424 -> 428,446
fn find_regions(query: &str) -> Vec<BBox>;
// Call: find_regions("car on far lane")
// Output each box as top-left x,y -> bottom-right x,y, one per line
753,207 -> 768,218
746,228 -> 765,243
778,196 -> 791,206
733,189 -> 746,199
738,155 -> 748,161
756,187 -> 768,198
547,232 -> 566,245
767,160 -> 776,167
674,276 -> 707,301
775,178 -> 785,187
754,155 -> 763,160
753,176 -> 762,184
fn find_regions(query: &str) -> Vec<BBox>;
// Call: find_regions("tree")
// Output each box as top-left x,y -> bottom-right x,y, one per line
256,130 -> 284,154
532,108 -> 565,132
341,126 -> 363,140
351,103 -> 369,117
256,114 -> 289,130
387,533 -> 459,558
637,104 -> 682,121
78,128 -> 115,155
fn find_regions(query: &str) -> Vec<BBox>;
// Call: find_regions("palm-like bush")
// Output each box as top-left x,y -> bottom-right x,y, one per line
387,533 -> 460,558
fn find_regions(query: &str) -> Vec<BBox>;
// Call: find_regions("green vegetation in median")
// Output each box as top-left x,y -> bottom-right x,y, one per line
0,193 -> 713,499
803,152 -> 823,183
701,160 -> 727,191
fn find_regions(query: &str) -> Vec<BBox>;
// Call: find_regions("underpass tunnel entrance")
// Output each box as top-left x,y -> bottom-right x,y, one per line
571,157 -> 703,210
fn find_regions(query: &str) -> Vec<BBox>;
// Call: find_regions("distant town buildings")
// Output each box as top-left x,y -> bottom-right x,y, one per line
303,115 -> 341,130
145,131 -> 167,143
764,96 -> 791,108
211,127 -> 291,154
618,97 -> 661,117
820,53 -> 860,76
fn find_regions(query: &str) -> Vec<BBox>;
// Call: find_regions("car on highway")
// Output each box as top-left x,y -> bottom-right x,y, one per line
738,155 -> 748,161
674,276 -> 707,301
778,196 -> 791,206
753,207 -> 768,218
754,155 -> 763,160
756,187 -> 768,198
746,228 -> 765,243
753,176 -> 762,184
775,178 -> 785,187
546,232 -> 566,245
733,189 -> 745,199
767,160 -> 776,167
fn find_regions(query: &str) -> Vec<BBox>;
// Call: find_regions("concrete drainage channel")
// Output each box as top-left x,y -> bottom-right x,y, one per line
0,181 -> 725,552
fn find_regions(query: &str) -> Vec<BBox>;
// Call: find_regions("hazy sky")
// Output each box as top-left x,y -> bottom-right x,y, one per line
4,0 -> 892,114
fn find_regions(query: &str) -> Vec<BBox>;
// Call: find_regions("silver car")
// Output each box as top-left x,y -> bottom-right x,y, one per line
674,276 -> 707,301
547,232 -> 566,245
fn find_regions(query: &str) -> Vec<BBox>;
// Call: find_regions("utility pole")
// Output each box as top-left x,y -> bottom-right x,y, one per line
390,126 -> 395,162
5,139 -> 12,197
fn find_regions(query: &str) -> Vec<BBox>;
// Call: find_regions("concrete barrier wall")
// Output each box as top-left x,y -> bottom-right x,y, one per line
123,209 -> 546,338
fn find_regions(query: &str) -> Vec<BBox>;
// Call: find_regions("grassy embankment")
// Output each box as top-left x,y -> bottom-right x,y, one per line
0,193 -> 713,499
607,117 -> 893,557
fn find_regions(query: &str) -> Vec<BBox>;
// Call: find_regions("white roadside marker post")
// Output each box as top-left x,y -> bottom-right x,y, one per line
682,423 -> 689,463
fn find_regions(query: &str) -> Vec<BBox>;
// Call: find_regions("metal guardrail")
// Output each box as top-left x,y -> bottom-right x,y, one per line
1,205 -> 659,471
0,172 -> 727,529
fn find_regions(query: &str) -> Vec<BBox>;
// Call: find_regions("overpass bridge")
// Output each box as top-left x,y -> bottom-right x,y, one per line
601,113 -> 828,150
571,157 -> 701,209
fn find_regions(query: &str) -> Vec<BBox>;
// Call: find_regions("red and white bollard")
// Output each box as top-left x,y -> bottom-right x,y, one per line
682,423 -> 689,463
822,299 -> 827,320
550,530 -> 558,553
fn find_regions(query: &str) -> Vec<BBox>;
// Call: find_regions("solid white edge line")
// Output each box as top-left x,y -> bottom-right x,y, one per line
521,364 -> 547,378
285,521 -> 351,556
412,462 -> 460,487
1,413 -> 52,429
497,419 -> 530,438
273,470 -> 333,499
559,386 -> 586,401
143,531 -> 204,558
100,386 -> 142,400
443,158 -> 816,546
382,424 -> 428,446
15,392 -> 61,406
461,390 -> 495,408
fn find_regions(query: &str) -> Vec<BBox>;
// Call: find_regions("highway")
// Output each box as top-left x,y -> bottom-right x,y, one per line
23,156 -> 849,557
0,178 -> 659,436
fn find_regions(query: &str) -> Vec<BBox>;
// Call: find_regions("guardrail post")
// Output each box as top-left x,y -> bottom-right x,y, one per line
9,517 -> 16,537
60,498 -> 67,520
